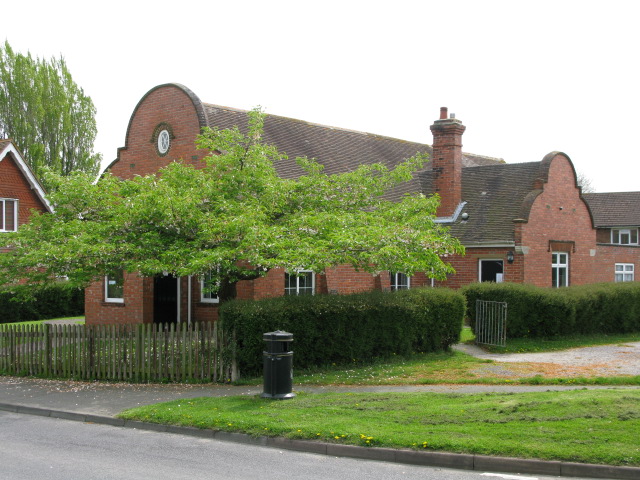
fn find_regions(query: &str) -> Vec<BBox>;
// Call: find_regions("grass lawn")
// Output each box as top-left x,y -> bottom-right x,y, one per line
234,344 -> 640,387
290,350 -> 495,385
1,317 -> 85,327
118,389 -> 640,467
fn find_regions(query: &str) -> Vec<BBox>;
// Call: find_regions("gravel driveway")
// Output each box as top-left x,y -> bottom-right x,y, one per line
453,342 -> 640,377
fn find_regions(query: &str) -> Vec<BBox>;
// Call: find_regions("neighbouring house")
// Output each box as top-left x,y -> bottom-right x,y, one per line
0,140 -> 51,247
84,83 -> 638,325
582,192 -> 640,284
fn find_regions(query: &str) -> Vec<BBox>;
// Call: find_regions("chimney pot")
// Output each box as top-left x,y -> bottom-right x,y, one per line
439,107 -> 448,120
450,113 -> 456,119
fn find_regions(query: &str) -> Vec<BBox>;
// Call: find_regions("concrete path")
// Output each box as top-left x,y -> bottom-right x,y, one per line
453,341 -> 640,377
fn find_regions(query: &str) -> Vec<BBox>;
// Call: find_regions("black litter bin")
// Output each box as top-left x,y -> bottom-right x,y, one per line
261,330 -> 295,399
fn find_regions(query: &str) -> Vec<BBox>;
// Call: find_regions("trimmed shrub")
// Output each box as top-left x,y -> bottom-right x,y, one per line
565,283 -> 640,334
462,282 -> 640,339
0,283 -> 84,324
219,287 -> 465,377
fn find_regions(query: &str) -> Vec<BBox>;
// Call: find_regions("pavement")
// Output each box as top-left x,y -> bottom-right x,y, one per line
1,375 -> 639,480
453,342 -> 640,376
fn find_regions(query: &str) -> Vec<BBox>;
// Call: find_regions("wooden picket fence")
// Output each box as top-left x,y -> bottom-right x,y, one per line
0,322 -> 237,383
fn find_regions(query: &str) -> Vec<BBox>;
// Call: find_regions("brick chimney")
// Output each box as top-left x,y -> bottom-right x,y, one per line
430,107 -> 466,218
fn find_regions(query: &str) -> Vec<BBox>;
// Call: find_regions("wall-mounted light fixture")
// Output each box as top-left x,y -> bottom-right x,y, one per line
506,251 -> 514,264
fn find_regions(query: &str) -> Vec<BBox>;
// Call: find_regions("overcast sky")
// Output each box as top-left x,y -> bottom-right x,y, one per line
4,0 -> 639,192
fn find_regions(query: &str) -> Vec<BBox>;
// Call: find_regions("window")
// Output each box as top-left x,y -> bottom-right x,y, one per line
551,252 -> 569,287
611,228 -> 638,245
200,270 -> 220,303
1,198 -> 17,232
105,271 -> 124,303
389,272 -> 410,291
479,260 -> 504,283
615,264 -> 634,282
285,270 -> 315,295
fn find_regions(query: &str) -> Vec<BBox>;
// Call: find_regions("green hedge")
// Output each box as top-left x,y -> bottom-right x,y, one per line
462,282 -> 640,338
0,283 -> 84,324
566,283 -> 640,334
219,288 -> 465,377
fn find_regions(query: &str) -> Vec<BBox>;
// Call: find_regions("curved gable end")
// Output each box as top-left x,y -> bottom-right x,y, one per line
109,84 -> 209,179
525,152 -> 594,226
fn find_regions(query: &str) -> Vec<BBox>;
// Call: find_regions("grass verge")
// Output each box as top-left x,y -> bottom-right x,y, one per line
233,348 -> 640,387
2,317 -> 85,327
118,389 -> 640,467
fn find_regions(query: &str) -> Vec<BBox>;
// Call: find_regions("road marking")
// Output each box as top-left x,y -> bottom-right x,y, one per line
481,474 -> 539,480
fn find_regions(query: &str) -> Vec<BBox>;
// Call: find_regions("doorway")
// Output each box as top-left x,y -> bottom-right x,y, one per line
154,274 -> 178,324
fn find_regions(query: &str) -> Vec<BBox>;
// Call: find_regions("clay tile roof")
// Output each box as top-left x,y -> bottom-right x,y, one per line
202,104 -> 502,186
582,192 -> 640,227
439,162 -> 543,244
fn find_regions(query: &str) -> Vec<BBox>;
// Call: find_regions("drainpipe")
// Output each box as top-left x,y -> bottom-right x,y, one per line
188,276 -> 192,325
176,277 -> 181,323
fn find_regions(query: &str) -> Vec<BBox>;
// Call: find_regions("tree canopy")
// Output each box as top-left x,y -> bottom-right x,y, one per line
0,40 -> 101,185
0,109 -> 464,300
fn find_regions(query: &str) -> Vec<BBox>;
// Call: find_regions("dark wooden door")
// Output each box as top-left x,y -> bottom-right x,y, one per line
154,275 -> 177,324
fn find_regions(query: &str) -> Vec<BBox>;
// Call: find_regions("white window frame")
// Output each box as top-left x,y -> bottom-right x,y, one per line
478,259 -> 505,283
0,198 -> 18,232
104,271 -> 124,303
285,270 -> 315,295
615,263 -> 634,282
552,252 -> 569,288
611,228 -> 639,245
200,270 -> 220,303
390,272 -> 411,291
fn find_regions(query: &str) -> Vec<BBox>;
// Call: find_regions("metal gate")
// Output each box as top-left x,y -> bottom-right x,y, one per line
475,300 -> 507,347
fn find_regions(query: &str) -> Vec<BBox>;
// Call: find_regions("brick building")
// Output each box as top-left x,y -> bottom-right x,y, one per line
85,84 -> 638,325
0,140 -> 51,244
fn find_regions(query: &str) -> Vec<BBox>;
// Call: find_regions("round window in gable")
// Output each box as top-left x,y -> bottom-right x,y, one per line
158,129 -> 171,155
152,123 -> 175,157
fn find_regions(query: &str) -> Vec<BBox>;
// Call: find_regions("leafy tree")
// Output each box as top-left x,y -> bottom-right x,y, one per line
0,40 -> 101,185
0,109 -> 464,301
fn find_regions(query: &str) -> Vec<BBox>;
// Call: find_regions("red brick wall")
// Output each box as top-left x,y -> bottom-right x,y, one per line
0,152 -> 49,226
519,154 -> 597,287
84,272 -> 148,325
325,265 -> 379,294
436,247 -> 523,288
593,245 -> 640,283
595,228 -> 611,244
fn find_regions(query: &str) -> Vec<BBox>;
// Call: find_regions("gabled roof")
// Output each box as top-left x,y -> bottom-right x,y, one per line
583,192 -> 640,227
203,103 -> 502,183
420,162 -> 544,245
201,103 -> 504,205
0,140 -> 52,212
